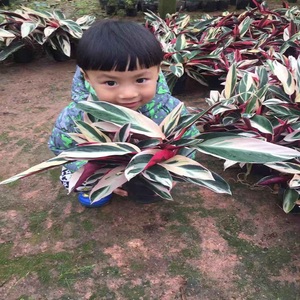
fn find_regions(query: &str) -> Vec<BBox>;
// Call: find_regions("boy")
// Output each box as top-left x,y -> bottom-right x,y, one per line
48,19 -> 199,206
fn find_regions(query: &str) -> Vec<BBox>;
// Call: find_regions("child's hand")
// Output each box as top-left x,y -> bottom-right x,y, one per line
113,188 -> 128,197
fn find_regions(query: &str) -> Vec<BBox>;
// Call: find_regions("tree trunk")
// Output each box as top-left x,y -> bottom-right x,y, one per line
158,0 -> 176,19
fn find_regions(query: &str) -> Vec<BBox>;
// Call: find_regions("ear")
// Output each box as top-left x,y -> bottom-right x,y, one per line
80,68 -> 90,82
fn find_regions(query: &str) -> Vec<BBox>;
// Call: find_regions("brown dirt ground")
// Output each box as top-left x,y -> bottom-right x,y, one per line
1,1 -> 300,298
0,54 -> 300,300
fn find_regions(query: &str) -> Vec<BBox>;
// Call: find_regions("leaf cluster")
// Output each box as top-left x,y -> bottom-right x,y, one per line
1,96 -> 299,205
0,6 -> 95,61
145,3 -> 300,91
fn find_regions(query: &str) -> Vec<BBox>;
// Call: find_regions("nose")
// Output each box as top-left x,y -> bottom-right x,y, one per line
119,85 -> 138,99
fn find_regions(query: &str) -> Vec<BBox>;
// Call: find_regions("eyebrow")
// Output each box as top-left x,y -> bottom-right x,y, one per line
98,70 -> 151,80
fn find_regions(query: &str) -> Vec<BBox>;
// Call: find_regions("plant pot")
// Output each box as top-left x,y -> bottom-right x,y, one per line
0,0 -> 9,6
249,0 -> 262,7
172,74 -> 188,95
236,0 -> 249,9
186,1 -> 199,11
78,192 -> 112,208
125,7 -> 138,16
106,4 -> 117,14
217,0 -> 229,10
202,1 -> 217,12
99,0 -> 108,9
143,3 -> 158,12
118,0 -> 126,9
229,0 -> 236,4
123,178 -> 162,204
13,46 -> 35,63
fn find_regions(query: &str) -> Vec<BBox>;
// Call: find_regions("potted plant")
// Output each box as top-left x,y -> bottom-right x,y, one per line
198,52 -> 300,213
202,0 -> 218,12
106,0 -> 118,15
0,7 -> 95,62
1,96 -> 298,205
125,0 -> 138,16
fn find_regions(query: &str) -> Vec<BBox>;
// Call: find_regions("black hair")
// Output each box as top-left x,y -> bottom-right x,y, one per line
76,19 -> 164,71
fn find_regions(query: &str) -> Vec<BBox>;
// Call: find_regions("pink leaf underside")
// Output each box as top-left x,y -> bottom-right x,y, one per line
146,149 -> 176,169
69,161 -> 106,193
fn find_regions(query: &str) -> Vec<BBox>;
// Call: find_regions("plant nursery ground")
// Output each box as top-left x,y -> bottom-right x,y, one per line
0,54 -> 300,300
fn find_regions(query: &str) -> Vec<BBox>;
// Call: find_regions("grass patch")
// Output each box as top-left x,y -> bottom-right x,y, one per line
120,283 -> 146,300
29,211 -> 48,233
102,266 -> 121,277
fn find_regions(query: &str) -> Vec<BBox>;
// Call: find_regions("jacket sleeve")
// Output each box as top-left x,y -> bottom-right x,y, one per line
48,102 -> 86,172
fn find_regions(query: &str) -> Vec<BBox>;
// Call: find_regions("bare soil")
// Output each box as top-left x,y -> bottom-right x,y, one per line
0,1 -> 300,298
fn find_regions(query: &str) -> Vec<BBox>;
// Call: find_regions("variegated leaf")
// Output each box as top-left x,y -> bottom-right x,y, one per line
283,188 -> 299,213
265,162 -> 300,174
89,166 -> 127,202
169,63 -> 184,78
21,21 -> 38,38
196,137 -> 299,163
273,61 -> 295,95
224,63 -> 237,99
249,115 -> 273,134
125,149 -> 158,181
58,142 -> 140,160
289,174 -> 300,189
75,120 -> 111,143
77,100 -> 165,139
160,102 -> 183,137
0,157 -> 67,185
159,155 -> 214,180
142,164 -> 173,188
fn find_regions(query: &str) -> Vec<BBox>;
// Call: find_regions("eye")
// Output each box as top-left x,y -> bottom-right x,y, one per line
105,81 -> 117,86
136,78 -> 147,83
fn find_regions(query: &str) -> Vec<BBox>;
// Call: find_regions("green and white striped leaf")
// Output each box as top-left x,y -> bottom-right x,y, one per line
170,63 -> 184,78
21,21 -> 38,38
89,166 -> 128,202
75,120 -> 111,143
113,123 -> 131,142
284,130 -> 300,142
195,137 -> 300,163
125,149 -> 158,181
58,142 -> 140,160
265,162 -> 300,174
160,102 -> 183,136
238,16 -> 251,38
0,28 -> 15,38
183,171 -> 231,194
273,61 -> 295,95
175,34 -> 187,51
0,41 -> 24,61
249,115 -> 273,134
225,63 -> 237,99
0,157 -> 67,185
283,188 -> 299,213
77,100 -> 165,139
159,155 -> 214,180
142,164 -> 173,188
289,174 -> 300,189
140,178 -> 173,200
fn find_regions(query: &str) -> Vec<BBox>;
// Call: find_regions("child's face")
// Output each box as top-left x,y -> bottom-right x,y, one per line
83,65 -> 160,110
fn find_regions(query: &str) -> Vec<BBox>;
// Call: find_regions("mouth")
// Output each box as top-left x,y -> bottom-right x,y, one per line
122,101 -> 140,109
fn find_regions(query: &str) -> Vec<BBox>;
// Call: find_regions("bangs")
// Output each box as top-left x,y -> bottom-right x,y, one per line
76,20 -> 164,71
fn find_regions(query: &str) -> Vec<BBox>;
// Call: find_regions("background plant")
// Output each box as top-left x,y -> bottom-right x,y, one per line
0,6 -> 95,61
145,2 -> 300,91
197,52 -> 300,212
